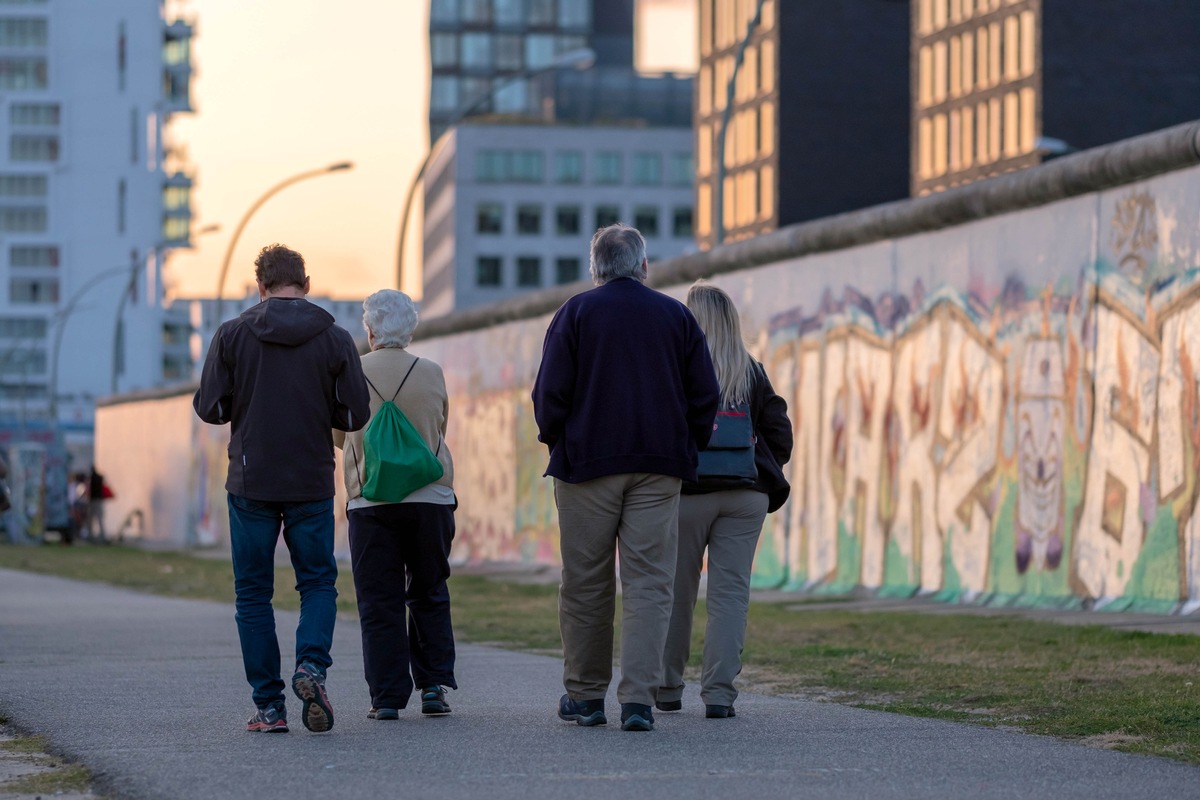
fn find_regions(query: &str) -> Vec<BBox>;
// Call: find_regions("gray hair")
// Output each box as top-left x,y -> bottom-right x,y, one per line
362,289 -> 418,349
589,223 -> 647,285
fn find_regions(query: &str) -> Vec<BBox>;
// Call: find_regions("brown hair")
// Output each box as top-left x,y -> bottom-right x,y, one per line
254,244 -> 306,291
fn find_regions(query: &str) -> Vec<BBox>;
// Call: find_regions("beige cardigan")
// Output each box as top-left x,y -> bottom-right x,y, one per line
333,347 -> 454,501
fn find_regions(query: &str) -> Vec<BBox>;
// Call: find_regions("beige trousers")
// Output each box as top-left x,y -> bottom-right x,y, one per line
659,489 -> 768,707
555,473 -> 682,706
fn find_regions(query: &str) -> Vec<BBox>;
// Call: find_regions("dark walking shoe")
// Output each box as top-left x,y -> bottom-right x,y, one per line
246,705 -> 288,733
558,694 -> 606,727
655,699 -> 682,712
291,662 -> 334,732
368,707 -> 399,720
705,704 -> 736,719
420,686 -> 451,715
620,703 -> 654,731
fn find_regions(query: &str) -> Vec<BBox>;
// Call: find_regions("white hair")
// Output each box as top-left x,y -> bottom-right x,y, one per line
362,289 -> 418,349
589,223 -> 647,285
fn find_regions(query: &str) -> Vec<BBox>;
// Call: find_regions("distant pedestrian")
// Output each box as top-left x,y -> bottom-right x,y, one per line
657,281 -> 792,719
193,243 -> 370,735
86,466 -> 110,542
532,223 -> 719,732
334,289 -> 459,723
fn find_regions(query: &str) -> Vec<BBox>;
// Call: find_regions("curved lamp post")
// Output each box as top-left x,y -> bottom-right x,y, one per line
713,0 -> 767,247
214,161 -> 354,321
395,48 -> 596,294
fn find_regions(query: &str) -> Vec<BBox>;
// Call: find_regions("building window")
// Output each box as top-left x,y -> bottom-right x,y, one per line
430,76 -> 459,112
556,206 -> 580,235
9,277 -> 57,304
10,244 -> 57,267
0,174 -> 46,196
0,317 -> 47,337
430,0 -> 459,24
595,205 -> 620,230
555,151 -> 583,183
495,34 -> 523,70
555,257 -> 581,284
558,0 -> 590,29
462,0 -> 492,24
11,134 -> 57,162
431,33 -> 458,68
594,152 -> 622,185
672,207 -> 693,238
0,206 -> 45,232
0,57 -> 47,90
494,78 -> 528,113
511,151 -> 544,182
669,153 -> 693,186
516,204 -> 542,235
529,0 -> 554,25
516,256 -> 541,287
634,206 -> 659,237
162,216 -> 188,244
477,202 -> 503,234
0,17 -> 46,46
495,0 -> 524,25
632,154 -> 663,186
476,256 -> 502,287
10,103 -> 58,126
525,34 -> 555,68
462,32 -> 494,70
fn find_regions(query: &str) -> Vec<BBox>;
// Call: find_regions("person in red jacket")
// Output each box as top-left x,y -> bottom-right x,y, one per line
533,223 -> 719,732
193,244 -> 370,735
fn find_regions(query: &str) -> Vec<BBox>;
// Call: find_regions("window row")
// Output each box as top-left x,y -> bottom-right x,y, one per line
0,57 -> 46,90
476,202 -> 693,238
11,102 -> 57,126
11,133 -> 57,161
475,149 -> 693,187
475,254 -> 584,288
699,0 -> 776,58
697,40 -> 776,118
431,0 -> 591,29
917,11 -> 1035,108
916,88 -> 1037,180
918,0 -> 1023,34
431,31 -> 587,72
0,17 -> 46,47
0,174 -> 46,197
9,278 -> 55,304
0,316 -> 47,338
10,244 -> 56,267
696,102 -> 775,177
0,205 -> 45,232
696,164 -> 776,238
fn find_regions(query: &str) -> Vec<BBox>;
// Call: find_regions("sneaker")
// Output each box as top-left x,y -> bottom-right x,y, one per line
420,686 -> 451,715
246,705 -> 288,733
705,704 -> 736,719
620,703 -> 654,732
558,694 -> 606,727
291,662 -> 334,733
655,699 -> 682,712
368,707 -> 399,720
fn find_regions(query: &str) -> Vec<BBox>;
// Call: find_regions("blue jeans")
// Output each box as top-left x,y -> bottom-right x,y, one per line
228,494 -> 338,710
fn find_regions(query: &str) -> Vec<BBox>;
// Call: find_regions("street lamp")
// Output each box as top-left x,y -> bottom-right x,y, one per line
213,161 -> 354,321
395,48 -> 596,294
712,0 -> 767,248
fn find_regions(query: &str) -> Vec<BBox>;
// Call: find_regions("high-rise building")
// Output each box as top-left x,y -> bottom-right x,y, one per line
428,0 -> 635,141
694,0 -> 911,250
911,0 -> 1200,195
0,0 -> 196,445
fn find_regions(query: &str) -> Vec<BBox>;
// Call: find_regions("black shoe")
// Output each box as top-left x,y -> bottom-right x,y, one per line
368,707 -> 399,720
655,699 -> 682,712
620,703 -> 654,731
705,704 -> 736,719
291,662 -> 334,732
558,694 -> 606,727
421,686 -> 451,715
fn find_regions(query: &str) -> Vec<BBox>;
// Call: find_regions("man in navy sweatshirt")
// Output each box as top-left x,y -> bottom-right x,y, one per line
533,223 -> 719,732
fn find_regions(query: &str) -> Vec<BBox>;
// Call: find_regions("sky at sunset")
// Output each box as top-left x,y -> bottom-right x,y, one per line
166,0 -> 698,302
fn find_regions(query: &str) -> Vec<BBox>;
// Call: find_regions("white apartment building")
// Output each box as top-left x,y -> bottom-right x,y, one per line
421,122 -> 696,317
0,0 -> 195,445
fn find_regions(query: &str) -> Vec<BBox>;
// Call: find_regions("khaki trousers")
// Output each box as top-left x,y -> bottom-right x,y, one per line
555,473 -> 682,706
659,489 -> 768,707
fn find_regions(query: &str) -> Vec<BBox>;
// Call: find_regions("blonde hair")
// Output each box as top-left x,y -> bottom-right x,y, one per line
686,280 -> 754,407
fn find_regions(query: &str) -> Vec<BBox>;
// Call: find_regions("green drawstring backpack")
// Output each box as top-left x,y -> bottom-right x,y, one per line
356,358 -> 444,502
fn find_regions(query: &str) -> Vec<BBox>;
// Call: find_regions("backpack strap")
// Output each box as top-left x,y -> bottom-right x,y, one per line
363,357 -> 420,403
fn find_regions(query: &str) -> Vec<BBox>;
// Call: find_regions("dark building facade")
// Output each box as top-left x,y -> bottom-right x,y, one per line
912,0 -> 1200,196
695,0 -> 911,250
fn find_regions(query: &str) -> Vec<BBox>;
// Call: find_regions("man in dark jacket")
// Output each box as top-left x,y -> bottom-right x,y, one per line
533,223 -> 719,732
193,243 -> 369,735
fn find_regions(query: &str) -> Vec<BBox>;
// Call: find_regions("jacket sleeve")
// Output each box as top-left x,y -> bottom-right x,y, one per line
755,363 -> 793,467
332,333 -> 371,433
193,325 -> 233,425
684,316 -> 720,451
531,309 -> 575,453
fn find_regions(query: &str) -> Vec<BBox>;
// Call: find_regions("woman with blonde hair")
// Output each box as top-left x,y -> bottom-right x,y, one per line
656,280 -> 793,719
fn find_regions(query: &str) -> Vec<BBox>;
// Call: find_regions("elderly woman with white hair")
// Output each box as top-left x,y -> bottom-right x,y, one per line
333,289 -> 457,722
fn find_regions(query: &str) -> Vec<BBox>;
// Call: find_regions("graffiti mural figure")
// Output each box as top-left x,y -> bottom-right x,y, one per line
1015,337 -> 1066,572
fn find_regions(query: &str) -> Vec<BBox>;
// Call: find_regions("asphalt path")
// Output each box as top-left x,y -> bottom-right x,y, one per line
1,568 -> 1198,800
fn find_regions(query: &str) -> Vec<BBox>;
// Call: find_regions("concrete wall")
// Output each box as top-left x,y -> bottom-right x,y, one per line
97,122 -> 1200,612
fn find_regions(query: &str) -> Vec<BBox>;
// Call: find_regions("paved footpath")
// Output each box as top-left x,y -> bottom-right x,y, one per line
2,568 -> 1198,800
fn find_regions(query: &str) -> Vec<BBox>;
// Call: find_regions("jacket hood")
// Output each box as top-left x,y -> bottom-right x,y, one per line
240,297 -> 334,346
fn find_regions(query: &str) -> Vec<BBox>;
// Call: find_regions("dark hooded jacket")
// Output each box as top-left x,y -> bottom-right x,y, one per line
193,297 -> 370,502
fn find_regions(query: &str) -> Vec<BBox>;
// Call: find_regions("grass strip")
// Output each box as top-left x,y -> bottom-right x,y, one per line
2,543 -> 1198,763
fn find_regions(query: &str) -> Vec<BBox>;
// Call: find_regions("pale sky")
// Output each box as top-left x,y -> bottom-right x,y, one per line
167,0 -> 698,301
